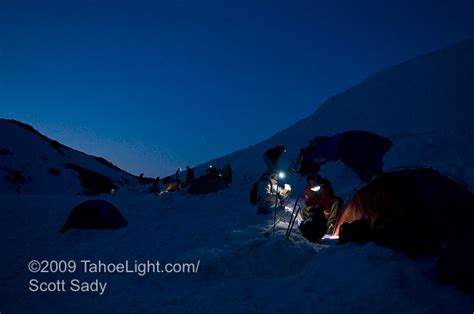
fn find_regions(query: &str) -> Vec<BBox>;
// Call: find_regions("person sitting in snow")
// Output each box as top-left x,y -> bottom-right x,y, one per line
256,171 -> 291,215
301,173 -> 342,236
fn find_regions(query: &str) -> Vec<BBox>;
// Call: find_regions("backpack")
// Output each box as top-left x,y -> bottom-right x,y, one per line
298,208 -> 327,242
249,181 -> 261,206
249,177 -> 271,206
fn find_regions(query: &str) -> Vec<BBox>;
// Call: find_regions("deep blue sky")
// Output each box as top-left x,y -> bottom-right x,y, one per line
1,0 -> 473,176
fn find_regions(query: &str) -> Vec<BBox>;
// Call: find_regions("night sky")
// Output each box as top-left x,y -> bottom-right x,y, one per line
1,0 -> 473,176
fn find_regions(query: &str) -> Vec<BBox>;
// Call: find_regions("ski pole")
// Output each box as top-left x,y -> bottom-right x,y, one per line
272,181 -> 278,234
286,195 -> 302,239
285,195 -> 300,238
286,202 -> 302,239
285,195 -> 297,237
286,204 -> 301,239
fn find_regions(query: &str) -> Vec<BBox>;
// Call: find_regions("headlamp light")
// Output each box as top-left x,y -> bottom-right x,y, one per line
310,185 -> 321,192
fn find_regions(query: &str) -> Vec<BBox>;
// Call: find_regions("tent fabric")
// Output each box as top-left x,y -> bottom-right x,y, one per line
436,221 -> 474,291
162,176 -> 176,184
300,130 -> 393,182
187,175 -> 229,195
61,199 -> 128,232
334,168 -> 474,236
164,182 -> 179,192
333,168 -> 474,290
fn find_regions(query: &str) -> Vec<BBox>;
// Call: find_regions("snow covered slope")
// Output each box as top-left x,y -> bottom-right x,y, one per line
2,192 -> 474,313
0,119 -> 141,195
202,39 -> 474,196
2,40 -> 474,314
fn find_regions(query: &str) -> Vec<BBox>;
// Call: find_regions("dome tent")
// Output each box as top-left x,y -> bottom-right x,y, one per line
61,199 -> 128,232
334,168 -> 474,290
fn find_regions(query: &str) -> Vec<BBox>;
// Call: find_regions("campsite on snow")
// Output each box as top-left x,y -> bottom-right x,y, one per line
1,38 -> 474,313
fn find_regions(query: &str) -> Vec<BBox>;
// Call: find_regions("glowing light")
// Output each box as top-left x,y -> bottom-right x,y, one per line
311,185 -> 321,192
278,171 -> 285,179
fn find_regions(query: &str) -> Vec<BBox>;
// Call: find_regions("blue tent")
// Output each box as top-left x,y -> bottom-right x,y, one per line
299,130 -> 393,182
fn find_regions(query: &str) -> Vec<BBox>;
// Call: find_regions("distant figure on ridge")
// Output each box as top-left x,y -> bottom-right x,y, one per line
185,166 -> 194,184
205,164 -> 221,177
221,164 -> 232,184
151,176 -> 161,195
176,168 -> 182,190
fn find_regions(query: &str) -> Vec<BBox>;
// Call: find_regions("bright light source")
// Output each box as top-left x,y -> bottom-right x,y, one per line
311,185 -> 321,192
278,171 -> 285,179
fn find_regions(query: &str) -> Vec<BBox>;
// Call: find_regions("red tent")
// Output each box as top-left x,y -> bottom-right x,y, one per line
333,168 -> 474,291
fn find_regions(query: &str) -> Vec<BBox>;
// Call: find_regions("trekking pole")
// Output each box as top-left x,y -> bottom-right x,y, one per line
285,195 -> 299,238
286,204 -> 301,239
288,203 -> 301,239
272,187 -> 278,234
285,195 -> 298,238
286,195 -> 301,239
270,181 -> 278,234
